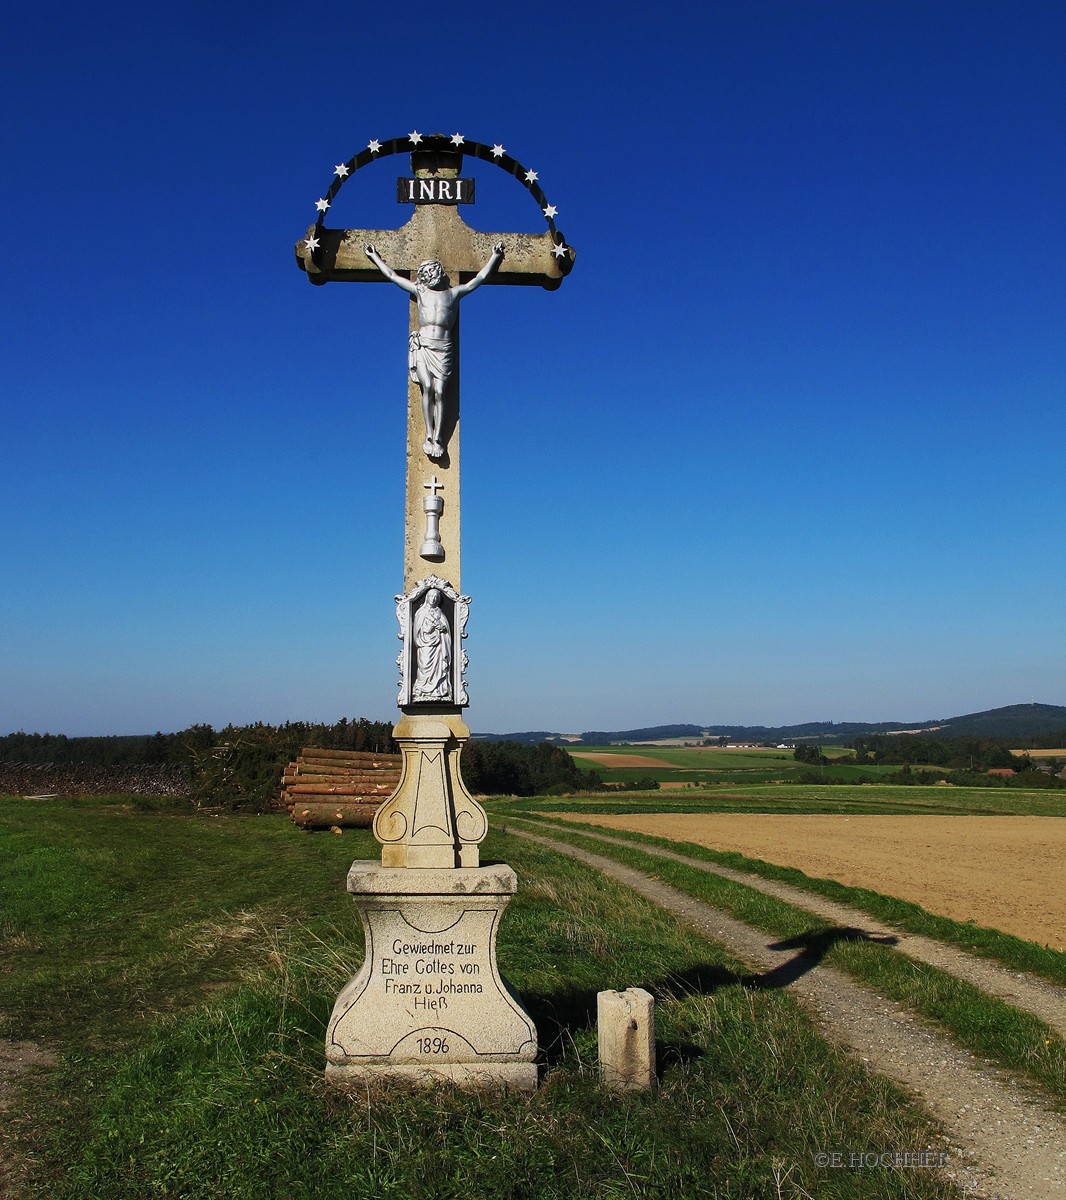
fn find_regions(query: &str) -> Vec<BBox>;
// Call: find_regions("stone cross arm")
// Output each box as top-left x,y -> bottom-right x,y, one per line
296,205 -> 572,290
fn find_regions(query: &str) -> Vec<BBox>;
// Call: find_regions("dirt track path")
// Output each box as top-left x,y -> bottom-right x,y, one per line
538,821 -> 1066,1038
507,823 -> 1066,1200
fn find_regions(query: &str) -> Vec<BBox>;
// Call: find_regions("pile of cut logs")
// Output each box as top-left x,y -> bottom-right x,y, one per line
283,746 -> 401,829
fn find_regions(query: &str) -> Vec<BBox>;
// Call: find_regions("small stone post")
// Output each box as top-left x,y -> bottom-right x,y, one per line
598,988 -> 656,1090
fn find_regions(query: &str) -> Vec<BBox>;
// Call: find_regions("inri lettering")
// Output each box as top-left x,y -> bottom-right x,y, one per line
396,178 -> 475,205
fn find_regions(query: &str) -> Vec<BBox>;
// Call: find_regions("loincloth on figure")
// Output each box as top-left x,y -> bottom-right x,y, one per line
409,331 -> 453,385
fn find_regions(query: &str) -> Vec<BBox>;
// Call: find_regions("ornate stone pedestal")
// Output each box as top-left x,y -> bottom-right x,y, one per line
374,710 -> 485,869
325,862 -> 538,1090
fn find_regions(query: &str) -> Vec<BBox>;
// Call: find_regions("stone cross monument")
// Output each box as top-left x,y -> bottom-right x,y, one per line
294,131 -> 573,1089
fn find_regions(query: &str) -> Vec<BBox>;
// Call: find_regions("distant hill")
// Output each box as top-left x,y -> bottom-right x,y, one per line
910,703 -> 1066,740
475,704 -> 1066,746
470,730 -> 567,745
576,724 -> 706,745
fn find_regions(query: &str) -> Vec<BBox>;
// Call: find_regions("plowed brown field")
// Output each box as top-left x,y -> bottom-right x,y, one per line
553,813 -> 1066,949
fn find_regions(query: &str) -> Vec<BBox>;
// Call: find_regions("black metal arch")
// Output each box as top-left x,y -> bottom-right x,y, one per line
308,132 -> 570,254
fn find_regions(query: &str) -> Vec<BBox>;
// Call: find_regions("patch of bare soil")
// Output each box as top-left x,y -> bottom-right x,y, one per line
0,1039 -> 55,1112
554,813 -> 1066,951
0,1038 -> 56,1199
510,825 -> 1066,1200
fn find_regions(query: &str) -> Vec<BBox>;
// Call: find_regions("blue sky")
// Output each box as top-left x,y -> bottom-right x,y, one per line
2,2 -> 1063,736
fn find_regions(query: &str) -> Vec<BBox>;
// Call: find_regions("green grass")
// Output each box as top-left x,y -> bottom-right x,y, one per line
494,781 -> 1066,817
1,796 -> 962,1199
568,745 -> 821,788
0,794 -> 366,1040
501,817 -> 1066,1106
569,745 -> 856,766
566,745 -> 946,789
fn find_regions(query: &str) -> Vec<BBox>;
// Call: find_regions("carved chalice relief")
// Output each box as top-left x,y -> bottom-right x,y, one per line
411,589 -> 452,701
363,241 -> 505,461
419,475 -> 445,561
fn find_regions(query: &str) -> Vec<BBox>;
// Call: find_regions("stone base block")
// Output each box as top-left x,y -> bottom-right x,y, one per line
326,1061 -> 538,1091
326,862 -> 538,1091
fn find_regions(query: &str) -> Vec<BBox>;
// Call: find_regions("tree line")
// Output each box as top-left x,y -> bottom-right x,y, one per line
793,735 -> 1065,788
0,718 -> 396,769
0,719 -> 396,811
460,740 -> 602,796
847,733 -> 1065,771
0,722 -> 603,808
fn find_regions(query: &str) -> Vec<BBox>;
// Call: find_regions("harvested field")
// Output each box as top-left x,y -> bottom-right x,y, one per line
571,752 -> 682,769
552,812 -> 1066,950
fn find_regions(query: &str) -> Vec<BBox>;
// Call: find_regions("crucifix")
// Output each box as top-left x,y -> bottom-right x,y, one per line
295,133 -> 574,1091
364,238 -> 504,461
295,133 -> 573,871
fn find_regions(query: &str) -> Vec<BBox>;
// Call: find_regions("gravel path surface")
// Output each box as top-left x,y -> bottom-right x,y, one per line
509,823 -> 1066,1200
537,819 -> 1066,1037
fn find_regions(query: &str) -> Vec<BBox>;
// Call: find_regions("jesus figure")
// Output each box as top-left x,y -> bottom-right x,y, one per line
363,241 -> 505,459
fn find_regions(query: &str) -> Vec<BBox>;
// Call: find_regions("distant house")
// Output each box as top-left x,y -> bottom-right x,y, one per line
986,768 -> 1016,778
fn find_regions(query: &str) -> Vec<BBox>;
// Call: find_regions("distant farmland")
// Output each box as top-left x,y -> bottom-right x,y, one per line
565,744 -> 880,787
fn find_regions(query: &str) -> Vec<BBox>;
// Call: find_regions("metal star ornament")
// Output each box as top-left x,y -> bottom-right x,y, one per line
333,163 -> 350,178
367,138 -> 382,153
450,133 -> 465,146
524,169 -> 538,183
491,144 -> 505,158
305,234 -> 321,252
315,198 -> 330,213
551,242 -> 568,258
543,204 -> 558,218
408,130 -> 423,145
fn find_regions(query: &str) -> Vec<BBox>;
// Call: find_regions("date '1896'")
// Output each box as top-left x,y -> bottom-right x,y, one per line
417,1036 -> 450,1054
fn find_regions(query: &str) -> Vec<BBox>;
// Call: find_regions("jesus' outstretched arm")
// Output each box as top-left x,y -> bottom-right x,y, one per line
364,243 -> 418,294
452,242 -> 505,298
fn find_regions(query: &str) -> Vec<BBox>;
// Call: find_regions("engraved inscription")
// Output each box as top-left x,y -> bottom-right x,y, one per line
378,934 -> 485,1013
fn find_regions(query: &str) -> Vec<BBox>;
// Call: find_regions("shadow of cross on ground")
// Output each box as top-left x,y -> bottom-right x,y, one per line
750,927 -> 900,991
525,928 -> 898,1073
